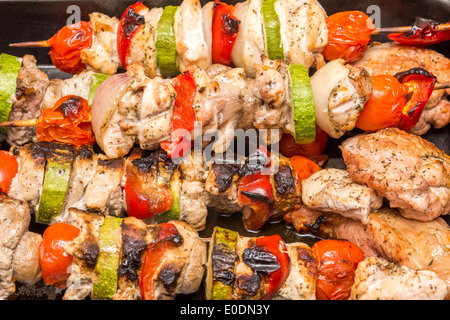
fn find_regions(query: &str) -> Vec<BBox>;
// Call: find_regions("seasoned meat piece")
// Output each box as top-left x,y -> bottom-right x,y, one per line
12,231 -> 42,285
351,257 -> 448,300
0,195 -> 32,299
205,153 -> 243,214
176,0 -> 210,72
178,151 -> 209,231
64,210 -> 104,300
274,242 -> 317,300
80,12 -> 120,75
332,208 -> 450,297
353,42 -> 450,135
170,220 -> 207,295
114,217 -> 149,300
301,168 -> 383,224
310,59 -> 372,138
340,128 -> 450,221
6,55 -> 49,146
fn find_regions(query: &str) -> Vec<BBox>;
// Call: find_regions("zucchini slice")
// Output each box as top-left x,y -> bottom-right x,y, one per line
92,216 -> 123,300
156,6 -> 179,78
289,63 -> 316,144
88,72 -> 110,106
0,53 -> 21,133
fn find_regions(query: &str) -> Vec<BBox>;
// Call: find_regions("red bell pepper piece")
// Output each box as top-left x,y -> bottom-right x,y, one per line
211,0 -> 240,66
388,17 -> 450,46
117,2 -> 149,69
394,67 -> 437,131
255,235 -> 290,299
160,71 -> 197,159
139,223 -> 183,300
237,147 -> 273,231
47,21 -> 93,74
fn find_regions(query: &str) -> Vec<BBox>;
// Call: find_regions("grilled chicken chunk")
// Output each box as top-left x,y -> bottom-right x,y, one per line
252,56 -> 295,139
6,55 -> 49,146
127,7 -> 163,79
0,195 -> 42,300
332,208 -> 450,297
351,257 -> 448,300
353,42 -> 450,135
12,231 -> 43,285
176,0 -> 211,72
301,168 -> 383,224
340,128 -> 450,221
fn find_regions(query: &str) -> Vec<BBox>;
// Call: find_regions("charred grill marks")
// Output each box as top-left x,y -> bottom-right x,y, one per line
118,221 -> 147,281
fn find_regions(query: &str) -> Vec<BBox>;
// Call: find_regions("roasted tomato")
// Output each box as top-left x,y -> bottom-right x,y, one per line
323,11 -> 375,62
36,95 -> 95,147
38,223 -> 80,288
312,239 -> 365,300
0,150 -> 18,194
355,75 -> 409,132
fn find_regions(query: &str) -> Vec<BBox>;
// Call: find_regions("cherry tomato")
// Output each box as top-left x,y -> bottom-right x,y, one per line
0,151 -> 18,194
356,75 -> 409,132
279,125 -> 328,158
38,223 -> 80,288
323,11 -> 375,62
312,239 -> 365,300
47,21 -> 93,74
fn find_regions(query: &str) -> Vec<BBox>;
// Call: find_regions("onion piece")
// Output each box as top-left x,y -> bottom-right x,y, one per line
91,72 -> 133,158
310,59 -> 351,138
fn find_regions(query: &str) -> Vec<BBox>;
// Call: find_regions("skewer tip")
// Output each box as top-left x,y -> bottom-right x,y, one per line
9,40 -> 50,48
